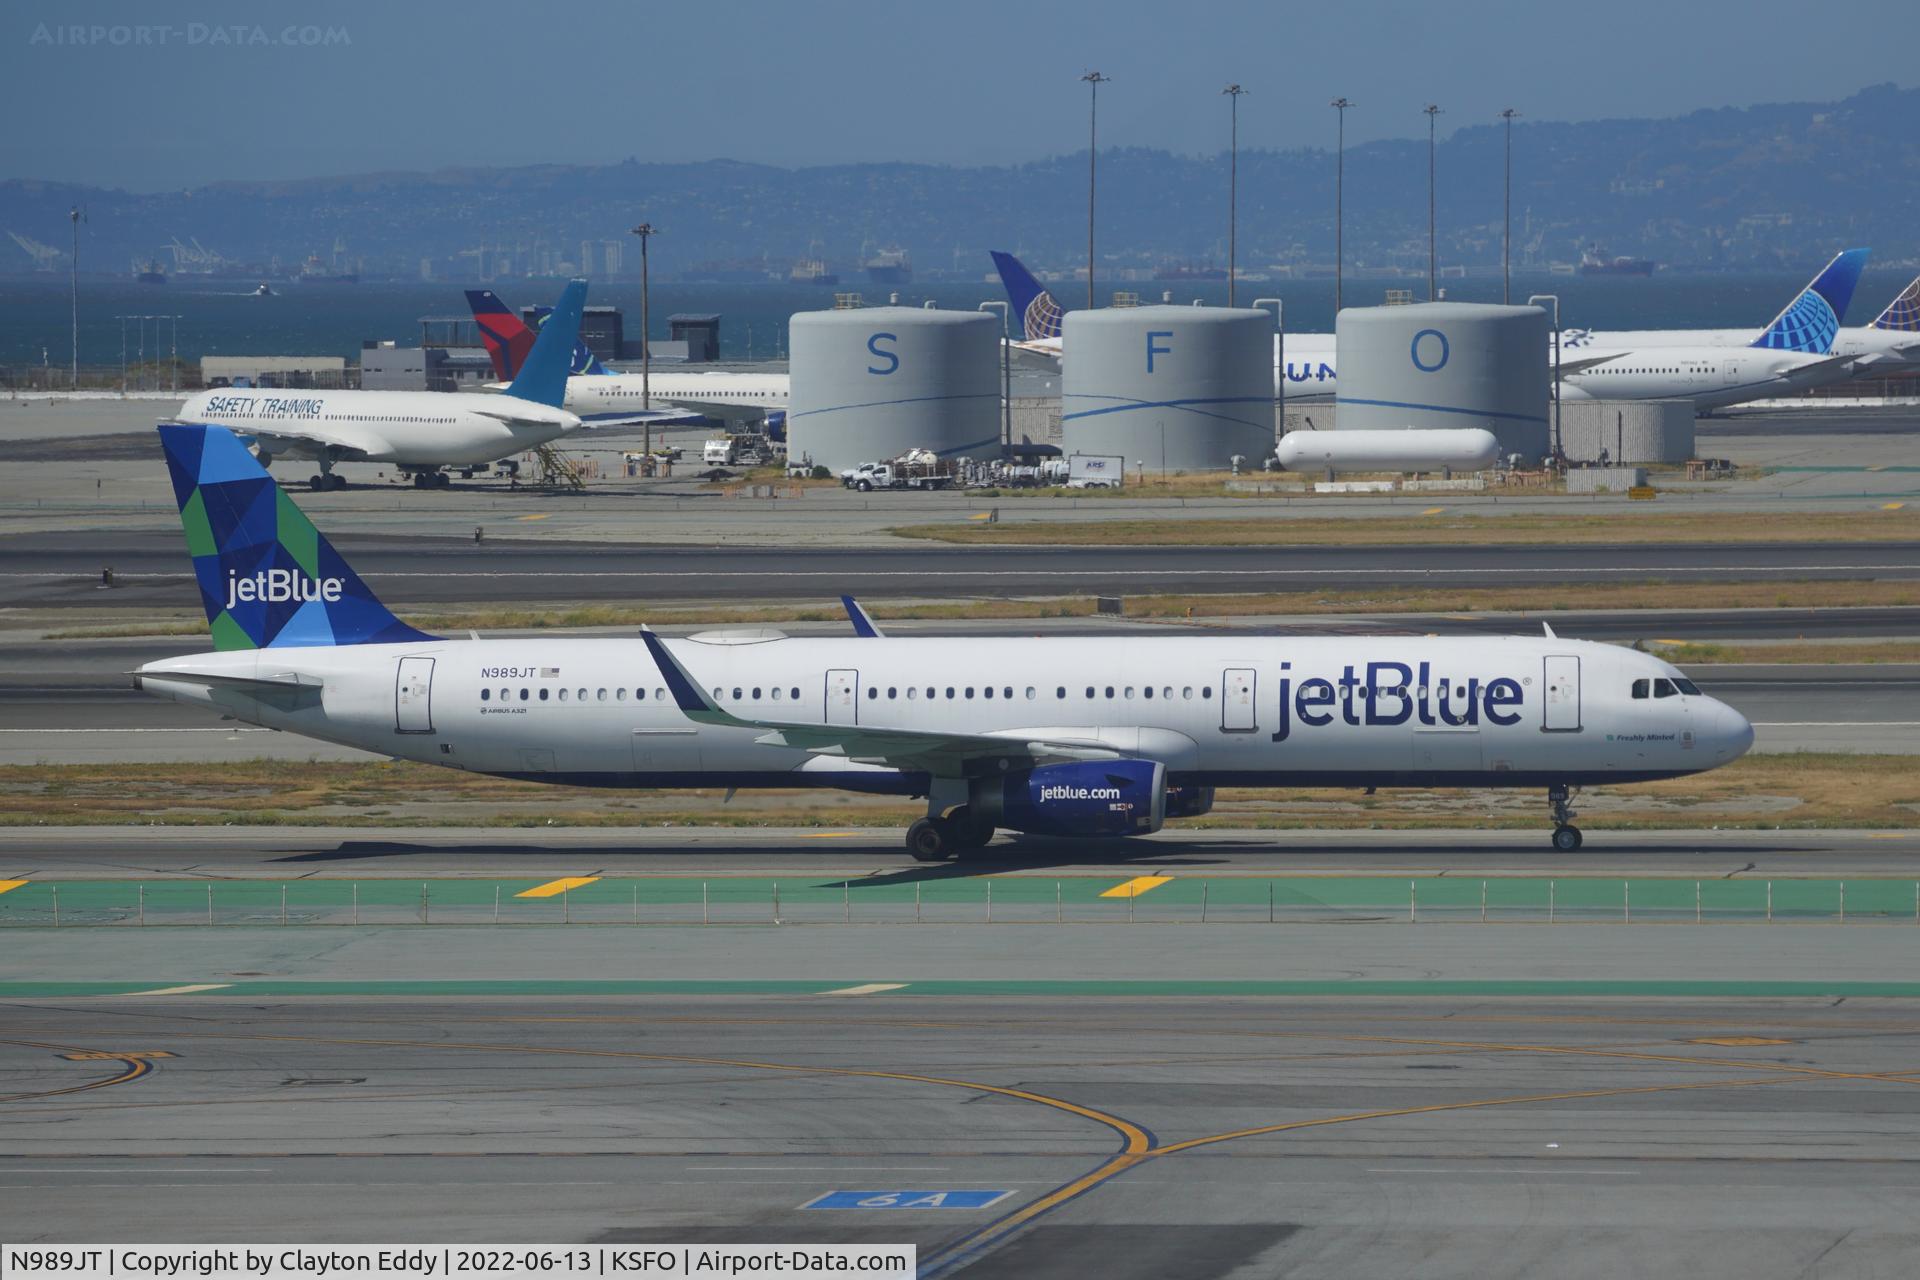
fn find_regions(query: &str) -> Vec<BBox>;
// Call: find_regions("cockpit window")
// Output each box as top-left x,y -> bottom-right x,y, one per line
1631,678 -> 1649,700
1652,678 -> 1677,699
1674,678 -> 1701,696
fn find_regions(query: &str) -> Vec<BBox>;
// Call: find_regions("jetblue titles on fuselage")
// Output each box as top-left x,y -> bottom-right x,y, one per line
1271,661 -> 1523,742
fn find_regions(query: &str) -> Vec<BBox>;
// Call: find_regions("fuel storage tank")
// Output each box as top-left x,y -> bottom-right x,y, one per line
1061,305 -> 1274,471
1335,302 -> 1550,462
787,307 -> 1001,472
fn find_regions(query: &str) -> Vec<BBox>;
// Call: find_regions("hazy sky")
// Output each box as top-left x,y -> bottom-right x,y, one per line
6,0 -> 1911,190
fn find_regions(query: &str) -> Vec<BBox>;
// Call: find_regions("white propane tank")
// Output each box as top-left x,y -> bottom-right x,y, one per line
1275,427 -> 1500,474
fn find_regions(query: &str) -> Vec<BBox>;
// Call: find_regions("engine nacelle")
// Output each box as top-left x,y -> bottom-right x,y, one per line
975,759 -> 1166,838
1164,784 -> 1216,819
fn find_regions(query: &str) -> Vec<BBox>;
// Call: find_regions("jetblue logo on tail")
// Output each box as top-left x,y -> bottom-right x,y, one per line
226,569 -> 343,611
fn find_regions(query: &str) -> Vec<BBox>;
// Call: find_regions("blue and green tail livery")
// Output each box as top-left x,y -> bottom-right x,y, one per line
159,424 -> 433,650
1750,248 -> 1868,352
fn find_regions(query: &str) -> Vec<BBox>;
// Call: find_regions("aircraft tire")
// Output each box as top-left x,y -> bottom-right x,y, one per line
1552,825 -> 1583,853
906,818 -> 949,862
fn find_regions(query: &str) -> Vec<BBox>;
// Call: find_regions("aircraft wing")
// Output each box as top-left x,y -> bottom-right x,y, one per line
1556,352 -> 1624,375
576,408 -> 709,428
640,631 -> 1117,773
1008,339 -> 1062,370
167,419 -> 384,463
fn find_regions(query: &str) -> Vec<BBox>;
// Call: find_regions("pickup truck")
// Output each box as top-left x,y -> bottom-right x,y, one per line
841,460 -> 957,492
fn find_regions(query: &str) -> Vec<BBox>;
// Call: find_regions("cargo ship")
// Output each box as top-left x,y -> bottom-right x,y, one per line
1578,245 -> 1656,276
788,257 -> 839,286
133,258 -> 167,284
1154,260 -> 1229,282
863,247 -> 913,285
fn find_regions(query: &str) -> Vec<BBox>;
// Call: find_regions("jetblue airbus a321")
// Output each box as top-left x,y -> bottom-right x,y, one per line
137,426 -> 1754,859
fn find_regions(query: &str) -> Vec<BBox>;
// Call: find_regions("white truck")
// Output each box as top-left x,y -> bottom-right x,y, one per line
841,450 -> 959,492
703,433 -> 776,467
1065,453 -> 1124,489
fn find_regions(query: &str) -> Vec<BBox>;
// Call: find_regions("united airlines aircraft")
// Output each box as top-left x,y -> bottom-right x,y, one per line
137,424 -> 1754,859
991,251 -> 1339,402
173,281 -> 588,490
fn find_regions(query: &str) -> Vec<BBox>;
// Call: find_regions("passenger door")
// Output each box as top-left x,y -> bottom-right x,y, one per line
1542,655 -> 1581,732
395,656 -> 434,734
1221,667 -> 1257,733
826,669 -> 859,726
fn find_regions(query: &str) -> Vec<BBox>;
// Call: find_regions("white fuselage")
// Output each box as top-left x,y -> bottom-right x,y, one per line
179,388 -> 581,468
1558,345 -> 1856,409
138,633 -> 1751,793
1566,325 -> 1915,366
565,371 -> 790,424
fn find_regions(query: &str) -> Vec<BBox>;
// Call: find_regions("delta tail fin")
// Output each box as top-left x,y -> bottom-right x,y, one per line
158,424 -> 434,651
1750,248 -> 1869,352
465,288 -> 612,379
503,278 -> 587,406
464,289 -> 534,381
991,250 -> 1064,341
1871,276 -> 1920,332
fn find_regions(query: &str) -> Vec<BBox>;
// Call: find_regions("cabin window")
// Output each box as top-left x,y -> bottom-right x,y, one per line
791,687 -> 800,700
538,688 -> 549,701
1057,687 -> 1067,699
1105,686 -> 1115,699
558,689 -> 568,701
965,687 -> 975,699
867,687 -> 878,699
596,689 -> 606,702
983,686 -> 994,699
888,687 -> 898,699
1182,687 -> 1193,699
1163,686 -> 1173,700
518,688 -> 529,701
1085,686 -> 1095,699
1202,687 -> 1213,699
945,687 -> 955,699
771,687 -> 782,701
1026,687 -> 1037,700
1631,679 -> 1649,699
1143,686 -> 1153,699
732,687 -> 743,700
1004,686 -> 1013,699
577,688 -> 587,701
753,687 -> 763,700
480,689 -> 490,702
1652,678 -> 1677,699
617,688 -> 627,701
907,687 -> 918,700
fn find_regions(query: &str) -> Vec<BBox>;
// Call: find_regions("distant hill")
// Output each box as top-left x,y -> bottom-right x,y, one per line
4,82 -> 1916,279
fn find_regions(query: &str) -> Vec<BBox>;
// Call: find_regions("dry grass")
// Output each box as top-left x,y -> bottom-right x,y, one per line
36,578 -> 1920,642
3,754 -> 1913,830
891,508 -> 1920,547
1650,640 -> 1920,665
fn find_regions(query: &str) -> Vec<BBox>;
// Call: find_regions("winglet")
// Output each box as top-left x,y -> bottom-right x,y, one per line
1542,621 -> 1557,639
842,594 -> 885,638
639,630 -> 739,727
1751,248 -> 1869,352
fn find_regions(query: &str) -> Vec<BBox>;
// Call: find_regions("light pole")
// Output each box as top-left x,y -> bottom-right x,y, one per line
1423,104 -> 1442,301
629,222 -> 657,464
1223,84 -> 1245,307
978,301 -> 1012,451
1082,71 -> 1110,310
1500,108 -> 1520,304
1330,98 -> 1350,314
68,206 -> 81,389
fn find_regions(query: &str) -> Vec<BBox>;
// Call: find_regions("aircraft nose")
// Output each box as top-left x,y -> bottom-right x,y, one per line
1715,700 -> 1755,760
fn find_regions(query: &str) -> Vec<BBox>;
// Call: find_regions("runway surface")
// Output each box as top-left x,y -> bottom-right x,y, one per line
6,993 -> 1920,1276
6,825 -> 1917,879
7,533 -> 1920,609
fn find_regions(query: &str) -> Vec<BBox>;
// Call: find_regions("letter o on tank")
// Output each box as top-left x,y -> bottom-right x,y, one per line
1410,327 -> 1450,372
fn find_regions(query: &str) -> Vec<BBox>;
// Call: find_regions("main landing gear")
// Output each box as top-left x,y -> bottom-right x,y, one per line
308,461 -> 346,492
1548,784 -> 1583,852
410,470 -> 452,489
905,807 -> 996,862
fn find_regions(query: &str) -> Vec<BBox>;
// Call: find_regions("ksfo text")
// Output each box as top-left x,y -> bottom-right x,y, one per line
2,1247 -> 912,1280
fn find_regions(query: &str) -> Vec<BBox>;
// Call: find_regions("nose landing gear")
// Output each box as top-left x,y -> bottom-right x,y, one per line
1548,784 -> 1582,851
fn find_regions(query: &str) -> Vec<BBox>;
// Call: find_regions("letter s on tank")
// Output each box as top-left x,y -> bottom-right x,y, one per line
866,332 -> 899,375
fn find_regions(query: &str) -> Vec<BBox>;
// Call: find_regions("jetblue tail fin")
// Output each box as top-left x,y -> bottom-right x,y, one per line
158,424 -> 433,650
504,278 -> 587,406
991,250 -> 1064,341
1871,276 -> 1920,332
465,289 -> 534,381
1751,248 -> 1869,352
